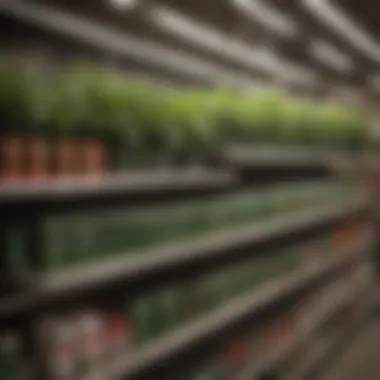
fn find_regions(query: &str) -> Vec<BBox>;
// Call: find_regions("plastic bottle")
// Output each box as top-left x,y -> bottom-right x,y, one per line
79,312 -> 106,380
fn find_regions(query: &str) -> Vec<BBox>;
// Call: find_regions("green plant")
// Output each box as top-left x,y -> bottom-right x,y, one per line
281,98 -> 318,146
0,57 -> 369,157
0,57 -> 37,135
242,90 -> 283,144
165,91 -> 216,163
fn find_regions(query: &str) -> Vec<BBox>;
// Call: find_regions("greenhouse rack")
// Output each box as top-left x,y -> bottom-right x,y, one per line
0,199 -> 368,329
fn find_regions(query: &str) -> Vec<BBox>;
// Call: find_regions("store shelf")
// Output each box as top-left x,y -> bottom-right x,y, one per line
221,146 -> 353,176
0,198 -> 367,330
44,198 -> 366,288
108,238 -> 369,380
0,169 -> 236,212
240,288 -> 361,380
319,318 -> 380,380
292,300 -> 372,380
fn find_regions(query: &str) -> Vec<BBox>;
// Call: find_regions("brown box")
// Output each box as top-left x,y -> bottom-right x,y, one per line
0,136 -> 24,183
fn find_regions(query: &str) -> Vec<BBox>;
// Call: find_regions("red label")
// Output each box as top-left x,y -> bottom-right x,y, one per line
224,340 -> 247,370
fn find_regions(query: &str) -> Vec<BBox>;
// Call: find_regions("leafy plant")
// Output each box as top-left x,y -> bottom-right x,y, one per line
0,57 -> 37,135
0,57 -> 369,157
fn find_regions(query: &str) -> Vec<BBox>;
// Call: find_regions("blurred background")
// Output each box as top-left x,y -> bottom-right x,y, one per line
0,1 -> 380,380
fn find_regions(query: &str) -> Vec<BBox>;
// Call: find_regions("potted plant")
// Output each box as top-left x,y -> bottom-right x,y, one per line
280,97 -> 317,150
165,91 -> 216,167
197,87 -> 239,163
0,58 -> 33,183
129,81 -> 171,168
81,70 -> 146,172
46,70 -> 85,179
25,70 -> 54,182
342,107 -> 367,153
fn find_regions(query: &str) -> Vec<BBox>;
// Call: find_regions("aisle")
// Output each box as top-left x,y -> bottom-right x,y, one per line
320,319 -> 380,380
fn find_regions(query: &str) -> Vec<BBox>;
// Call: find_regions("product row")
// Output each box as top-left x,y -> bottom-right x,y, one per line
3,181 -> 366,274
0,137 -> 106,183
181,260 -> 371,380
125,220 -> 369,347
0,57 -> 368,181
2,251 -> 369,380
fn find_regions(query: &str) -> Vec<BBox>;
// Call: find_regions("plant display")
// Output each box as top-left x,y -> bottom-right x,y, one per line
0,59 -> 369,169
0,59 -> 38,136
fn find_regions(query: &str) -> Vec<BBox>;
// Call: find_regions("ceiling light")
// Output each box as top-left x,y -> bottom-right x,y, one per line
2,0 -> 266,88
109,0 -> 139,11
302,0 -> 380,63
255,47 -> 318,87
232,0 -> 298,38
151,6 -> 276,73
151,6 -> 315,86
310,39 -> 353,73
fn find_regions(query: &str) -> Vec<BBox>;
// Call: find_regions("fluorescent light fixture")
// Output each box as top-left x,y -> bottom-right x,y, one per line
247,47 -> 318,87
151,6 -> 315,86
303,0 -> 380,63
310,39 -> 353,73
151,6 -> 277,74
109,0 -> 139,11
1,0 -> 263,87
232,0 -> 298,37
255,47 -> 318,87
369,75 -> 380,92
282,61 -> 319,87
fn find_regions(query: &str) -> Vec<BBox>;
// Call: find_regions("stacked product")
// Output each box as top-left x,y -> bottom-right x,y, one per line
178,309 -> 297,380
129,245 -> 300,345
3,180 -> 365,277
37,310 -> 131,380
32,233 -> 353,380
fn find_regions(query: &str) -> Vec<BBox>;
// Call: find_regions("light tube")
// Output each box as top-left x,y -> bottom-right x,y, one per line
233,0 -> 298,38
303,0 -> 380,63
310,39 -> 353,72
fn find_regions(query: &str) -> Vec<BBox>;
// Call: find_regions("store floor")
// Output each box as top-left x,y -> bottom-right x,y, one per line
320,318 -> 380,380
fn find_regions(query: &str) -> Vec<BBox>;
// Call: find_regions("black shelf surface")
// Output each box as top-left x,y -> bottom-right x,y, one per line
222,147 -> 352,169
110,237 -> 370,380
0,198 -> 368,328
0,169 -> 237,212
221,147 -> 353,182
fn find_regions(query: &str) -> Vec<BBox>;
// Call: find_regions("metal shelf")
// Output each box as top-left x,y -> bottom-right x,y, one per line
245,285 -> 371,380
292,302 -> 371,380
110,238 -> 370,380
221,147 -> 355,182
0,198 -> 367,328
223,147 -> 352,168
0,169 -> 236,213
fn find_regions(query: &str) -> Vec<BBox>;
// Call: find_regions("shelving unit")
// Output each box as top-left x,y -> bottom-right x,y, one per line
0,150 -> 374,380
0,3 -> 375,379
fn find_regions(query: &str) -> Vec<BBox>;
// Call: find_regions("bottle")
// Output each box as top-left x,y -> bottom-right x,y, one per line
78,311 -> 106,380
105,311 -> 130,377
40,316 -> 78,380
